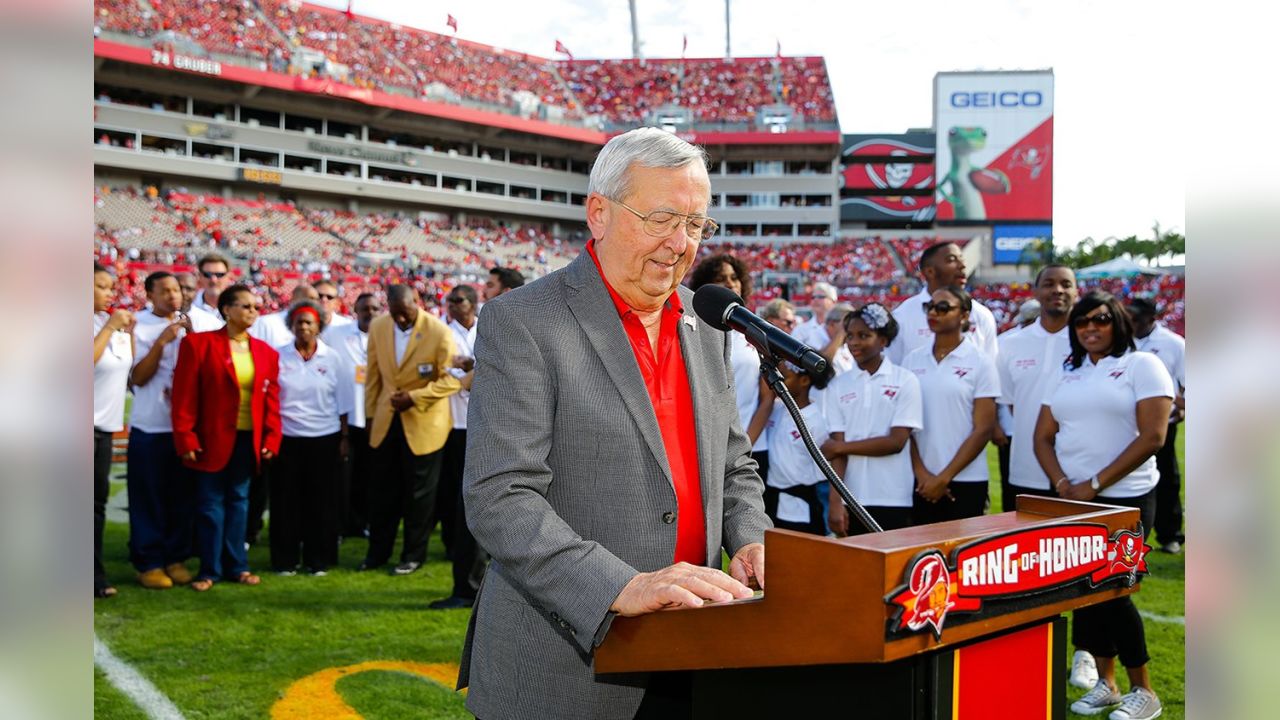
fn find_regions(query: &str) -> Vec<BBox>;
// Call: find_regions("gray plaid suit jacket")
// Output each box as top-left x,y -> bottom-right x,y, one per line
458,251 -> 771,719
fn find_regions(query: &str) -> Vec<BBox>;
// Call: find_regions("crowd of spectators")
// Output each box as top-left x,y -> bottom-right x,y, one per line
560,56 -> 836,125
97,188 -> 1183,340
92,1 -> 836,126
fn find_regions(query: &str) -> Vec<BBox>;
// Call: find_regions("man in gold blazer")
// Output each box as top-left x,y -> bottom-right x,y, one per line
361,284 -> 460,575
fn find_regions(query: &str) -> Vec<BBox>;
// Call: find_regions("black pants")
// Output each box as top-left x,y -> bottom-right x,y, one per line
366,416 -> 443,566
1154,423 -> 1184,545
847,505 -> 913,535
342,425 -> 371,536
247,457 -> 269,544
998,442 -> 1016,512
440,428 -> 487,599
751,450 -> 769,486
634,671 -> 692,719
1072,490 -> 1155,668
763,485 -> 826,536
913,481 -> 989,525
270,433 -> 342,572
94,428 -> 113,590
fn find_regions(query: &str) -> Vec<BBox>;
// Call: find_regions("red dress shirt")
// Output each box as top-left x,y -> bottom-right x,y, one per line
587,240 -> 706,565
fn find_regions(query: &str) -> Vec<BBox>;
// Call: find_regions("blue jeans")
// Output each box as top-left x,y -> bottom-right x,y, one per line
126,429 -> 195,572
192,431 -> 254,581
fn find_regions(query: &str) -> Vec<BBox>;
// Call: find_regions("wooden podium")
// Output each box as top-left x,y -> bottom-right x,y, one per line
595,496 -> 1152,719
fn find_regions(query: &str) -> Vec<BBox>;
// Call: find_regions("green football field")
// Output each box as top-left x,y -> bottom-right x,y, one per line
94,433 -> 1185,719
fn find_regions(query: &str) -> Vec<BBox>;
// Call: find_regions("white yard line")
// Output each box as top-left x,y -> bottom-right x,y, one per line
94,634 -> 186,720
1139,609 -> 1186,626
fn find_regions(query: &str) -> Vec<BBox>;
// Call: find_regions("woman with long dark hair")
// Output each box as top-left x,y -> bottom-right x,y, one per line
172,285 -> 282,592
1033,291 -> 1174,720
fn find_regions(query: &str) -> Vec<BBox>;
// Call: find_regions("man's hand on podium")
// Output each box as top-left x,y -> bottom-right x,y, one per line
610,559 -> 757,616
728,542 -> 765,591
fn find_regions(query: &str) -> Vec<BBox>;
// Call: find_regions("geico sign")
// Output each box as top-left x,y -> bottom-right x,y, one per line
994,236 -> 1041,251
949,91 -> 1044,109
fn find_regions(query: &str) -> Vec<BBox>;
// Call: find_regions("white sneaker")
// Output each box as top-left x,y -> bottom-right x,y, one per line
1070,649 -> 1099,689
1071,679 -> 1122,716
1109,687 -> 1162,719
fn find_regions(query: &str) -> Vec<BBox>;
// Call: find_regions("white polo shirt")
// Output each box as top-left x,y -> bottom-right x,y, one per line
729,330 -> 767,452
1041,350 -> 1175,498
93,312 -> 133,433
887,287 -> 998,364
763,400 -> 828,522
791,316 -> 830,351
996,321 -> 1072,489
902,338 -> 1001,482
763,400 -> 828,491
1135,324 -> 1185,423
326,323 -> 369,428
994,326 -> 1024,435
275,340 -> 355,438
823,358 -> 922,507
190,292 -> 221,320
249,310 -> 293,349
323,313 -> 354,339
130,309 -> 221,433
447,317 -> 477,430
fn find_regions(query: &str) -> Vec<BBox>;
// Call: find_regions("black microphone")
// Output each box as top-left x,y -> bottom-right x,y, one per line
692,284 -> 829,378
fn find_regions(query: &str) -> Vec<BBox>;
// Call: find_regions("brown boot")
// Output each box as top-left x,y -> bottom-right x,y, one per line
138,568 -> 174,589
165,563 -> 193,586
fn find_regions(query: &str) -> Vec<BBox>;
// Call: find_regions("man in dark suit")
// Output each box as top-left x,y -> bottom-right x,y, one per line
460,127 -> 772,719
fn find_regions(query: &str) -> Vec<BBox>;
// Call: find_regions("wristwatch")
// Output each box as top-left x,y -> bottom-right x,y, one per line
1089,475 -> 1101,492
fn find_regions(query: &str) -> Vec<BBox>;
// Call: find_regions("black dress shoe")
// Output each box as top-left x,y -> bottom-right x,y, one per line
392,561 -> 422,576
428,595 -> 475,610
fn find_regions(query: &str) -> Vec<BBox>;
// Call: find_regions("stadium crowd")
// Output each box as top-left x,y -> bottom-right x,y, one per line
92,0 -> 834,126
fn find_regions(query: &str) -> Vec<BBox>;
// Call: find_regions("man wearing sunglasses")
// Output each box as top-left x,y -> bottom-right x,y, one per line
314,279 -> 354,341
460,127 -> 770,719
888,242 -> 998,364
190,253 -> 234,322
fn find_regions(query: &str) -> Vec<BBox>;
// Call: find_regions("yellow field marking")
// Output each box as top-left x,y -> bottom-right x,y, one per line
271,660 -> 462,720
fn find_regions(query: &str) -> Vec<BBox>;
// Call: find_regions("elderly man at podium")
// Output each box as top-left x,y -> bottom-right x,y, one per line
459,127 -> 772,720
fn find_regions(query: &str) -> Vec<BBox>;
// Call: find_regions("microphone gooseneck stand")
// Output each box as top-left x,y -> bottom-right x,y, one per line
742,324 -> 883,534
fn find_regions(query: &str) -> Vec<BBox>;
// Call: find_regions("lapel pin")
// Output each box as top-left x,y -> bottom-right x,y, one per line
683,315 -> 696,329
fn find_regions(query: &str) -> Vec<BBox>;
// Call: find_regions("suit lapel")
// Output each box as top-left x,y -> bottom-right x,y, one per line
216,328 -> 238,387
674,286 -> 717,515
563,254 -> 672,487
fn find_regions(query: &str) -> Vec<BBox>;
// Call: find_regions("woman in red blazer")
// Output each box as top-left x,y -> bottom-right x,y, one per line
171,285 -> 282,591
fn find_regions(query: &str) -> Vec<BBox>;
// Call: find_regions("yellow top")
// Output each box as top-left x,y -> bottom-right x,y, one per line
231,344 -> 255,431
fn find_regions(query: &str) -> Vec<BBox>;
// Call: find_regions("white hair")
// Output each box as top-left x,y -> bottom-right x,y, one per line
587,127 -> 709,201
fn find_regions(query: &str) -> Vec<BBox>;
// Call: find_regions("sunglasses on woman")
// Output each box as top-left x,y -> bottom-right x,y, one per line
922,301 -> 961,315
1073,313 -> 1114,328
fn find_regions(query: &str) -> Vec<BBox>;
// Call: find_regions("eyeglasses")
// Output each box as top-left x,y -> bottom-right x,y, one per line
229,302 -> 261,312
1073,313 -> 1114,329
923,301 -> 961,315
612,199 -> 719,241
317,293 -> 338,301
201,270 -> 228,280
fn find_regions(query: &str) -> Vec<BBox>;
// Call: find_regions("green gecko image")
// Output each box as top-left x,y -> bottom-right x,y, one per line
938,126 -> 1011,221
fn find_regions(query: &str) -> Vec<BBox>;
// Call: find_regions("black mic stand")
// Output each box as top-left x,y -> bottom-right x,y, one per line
743,323 -> 883,534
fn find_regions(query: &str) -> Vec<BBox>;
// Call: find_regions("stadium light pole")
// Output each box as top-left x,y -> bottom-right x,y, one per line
629,0 -> 641,59
725,0 -> 731,58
